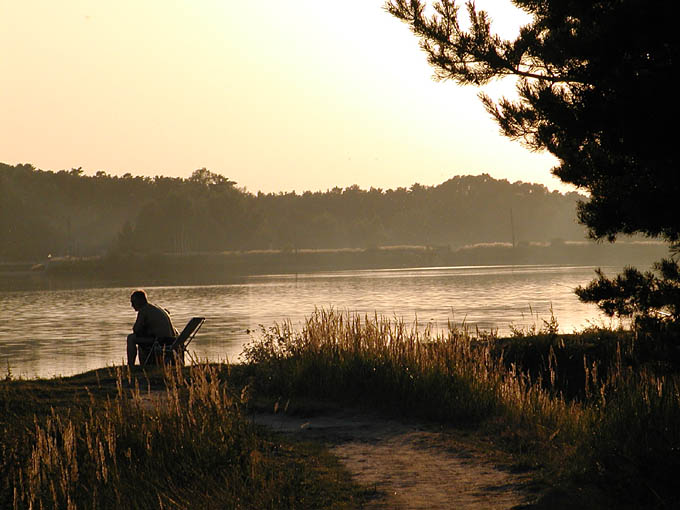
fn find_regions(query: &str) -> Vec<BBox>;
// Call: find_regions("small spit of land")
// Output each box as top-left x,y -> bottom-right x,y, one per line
2,310 -> 679,509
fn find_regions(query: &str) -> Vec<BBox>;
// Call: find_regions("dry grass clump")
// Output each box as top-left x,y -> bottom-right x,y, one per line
6,364 -> 252,509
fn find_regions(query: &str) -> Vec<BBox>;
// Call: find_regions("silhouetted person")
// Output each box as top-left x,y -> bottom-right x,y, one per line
127,290 -> 177,366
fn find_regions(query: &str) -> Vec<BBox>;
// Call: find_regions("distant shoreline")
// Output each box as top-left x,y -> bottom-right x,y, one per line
1,241 -> 668,291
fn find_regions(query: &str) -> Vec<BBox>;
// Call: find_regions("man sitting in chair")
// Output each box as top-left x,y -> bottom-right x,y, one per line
127,290 -> 177,366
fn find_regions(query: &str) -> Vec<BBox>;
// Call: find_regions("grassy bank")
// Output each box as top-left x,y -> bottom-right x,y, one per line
4,312 -> 679,509
240,309 -> 680,509
0,364 -> 370,510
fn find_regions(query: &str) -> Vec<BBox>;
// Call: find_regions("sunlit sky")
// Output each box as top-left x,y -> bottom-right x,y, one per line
1,0 -> 572,194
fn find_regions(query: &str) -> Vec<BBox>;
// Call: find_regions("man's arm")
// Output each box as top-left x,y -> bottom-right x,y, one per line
164,308 -> 179,337
132,310 -> 146,336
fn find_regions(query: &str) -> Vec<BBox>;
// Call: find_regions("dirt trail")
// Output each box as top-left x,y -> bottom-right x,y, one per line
253,409 -> 536,510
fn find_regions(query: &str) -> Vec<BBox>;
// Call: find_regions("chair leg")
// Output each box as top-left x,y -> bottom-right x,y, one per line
140,344 -> 157,366
142,347 -> 152,366
140,343 -> 184,367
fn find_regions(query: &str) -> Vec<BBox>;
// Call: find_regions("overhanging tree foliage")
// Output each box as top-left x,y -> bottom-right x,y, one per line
575,260 -> 680,330
385,0 -> 679,242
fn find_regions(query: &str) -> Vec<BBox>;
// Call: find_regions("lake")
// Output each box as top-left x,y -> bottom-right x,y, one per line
0,264 -> 619,379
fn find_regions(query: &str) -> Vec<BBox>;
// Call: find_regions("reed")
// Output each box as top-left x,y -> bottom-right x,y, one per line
242,308 -> 680,507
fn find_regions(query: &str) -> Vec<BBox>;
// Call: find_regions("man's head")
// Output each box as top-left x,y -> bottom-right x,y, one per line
130,290 -> 148,311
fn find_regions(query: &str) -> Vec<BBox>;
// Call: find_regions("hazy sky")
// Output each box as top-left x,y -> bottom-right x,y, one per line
1,0 -> 571,194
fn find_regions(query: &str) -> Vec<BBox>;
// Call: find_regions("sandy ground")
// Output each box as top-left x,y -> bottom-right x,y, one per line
253,409 -> 536,510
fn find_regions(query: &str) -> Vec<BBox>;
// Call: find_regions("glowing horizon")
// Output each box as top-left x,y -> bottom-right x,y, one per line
1,0 -> 570,194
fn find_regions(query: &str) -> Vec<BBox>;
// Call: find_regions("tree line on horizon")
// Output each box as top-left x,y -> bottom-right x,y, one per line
0,162 -> 586,261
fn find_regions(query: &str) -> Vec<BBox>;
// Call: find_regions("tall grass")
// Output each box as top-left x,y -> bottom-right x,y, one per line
244,309 -> 586,433
1,362 -> 361,510
588,359 -> 680,506
242,308 -> 680,508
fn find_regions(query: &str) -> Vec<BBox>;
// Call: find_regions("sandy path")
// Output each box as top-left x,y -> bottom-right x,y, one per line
253,409 -> 534,510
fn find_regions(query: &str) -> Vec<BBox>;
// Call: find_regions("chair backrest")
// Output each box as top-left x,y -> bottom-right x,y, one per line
175,317 -> 205,348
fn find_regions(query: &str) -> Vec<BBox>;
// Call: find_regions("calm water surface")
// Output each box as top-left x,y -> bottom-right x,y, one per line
0,265 -> 619,379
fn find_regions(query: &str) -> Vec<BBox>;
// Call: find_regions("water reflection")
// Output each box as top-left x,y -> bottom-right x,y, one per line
0,265 -> 616,379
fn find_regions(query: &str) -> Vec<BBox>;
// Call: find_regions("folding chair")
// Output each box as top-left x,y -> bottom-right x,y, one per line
143,317 -> 205,366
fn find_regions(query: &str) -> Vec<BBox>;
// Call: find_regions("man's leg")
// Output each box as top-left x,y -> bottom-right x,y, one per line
127,334 -> 155,365
127,334 -> 139,365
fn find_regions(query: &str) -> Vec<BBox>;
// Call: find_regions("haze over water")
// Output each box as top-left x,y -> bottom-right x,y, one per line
0,264 -> 618,379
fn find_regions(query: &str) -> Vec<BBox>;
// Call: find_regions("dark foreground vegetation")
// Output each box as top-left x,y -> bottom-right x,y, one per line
240,310 -> 680,509
0,363 -> 371,510
3,310 -> 679,509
